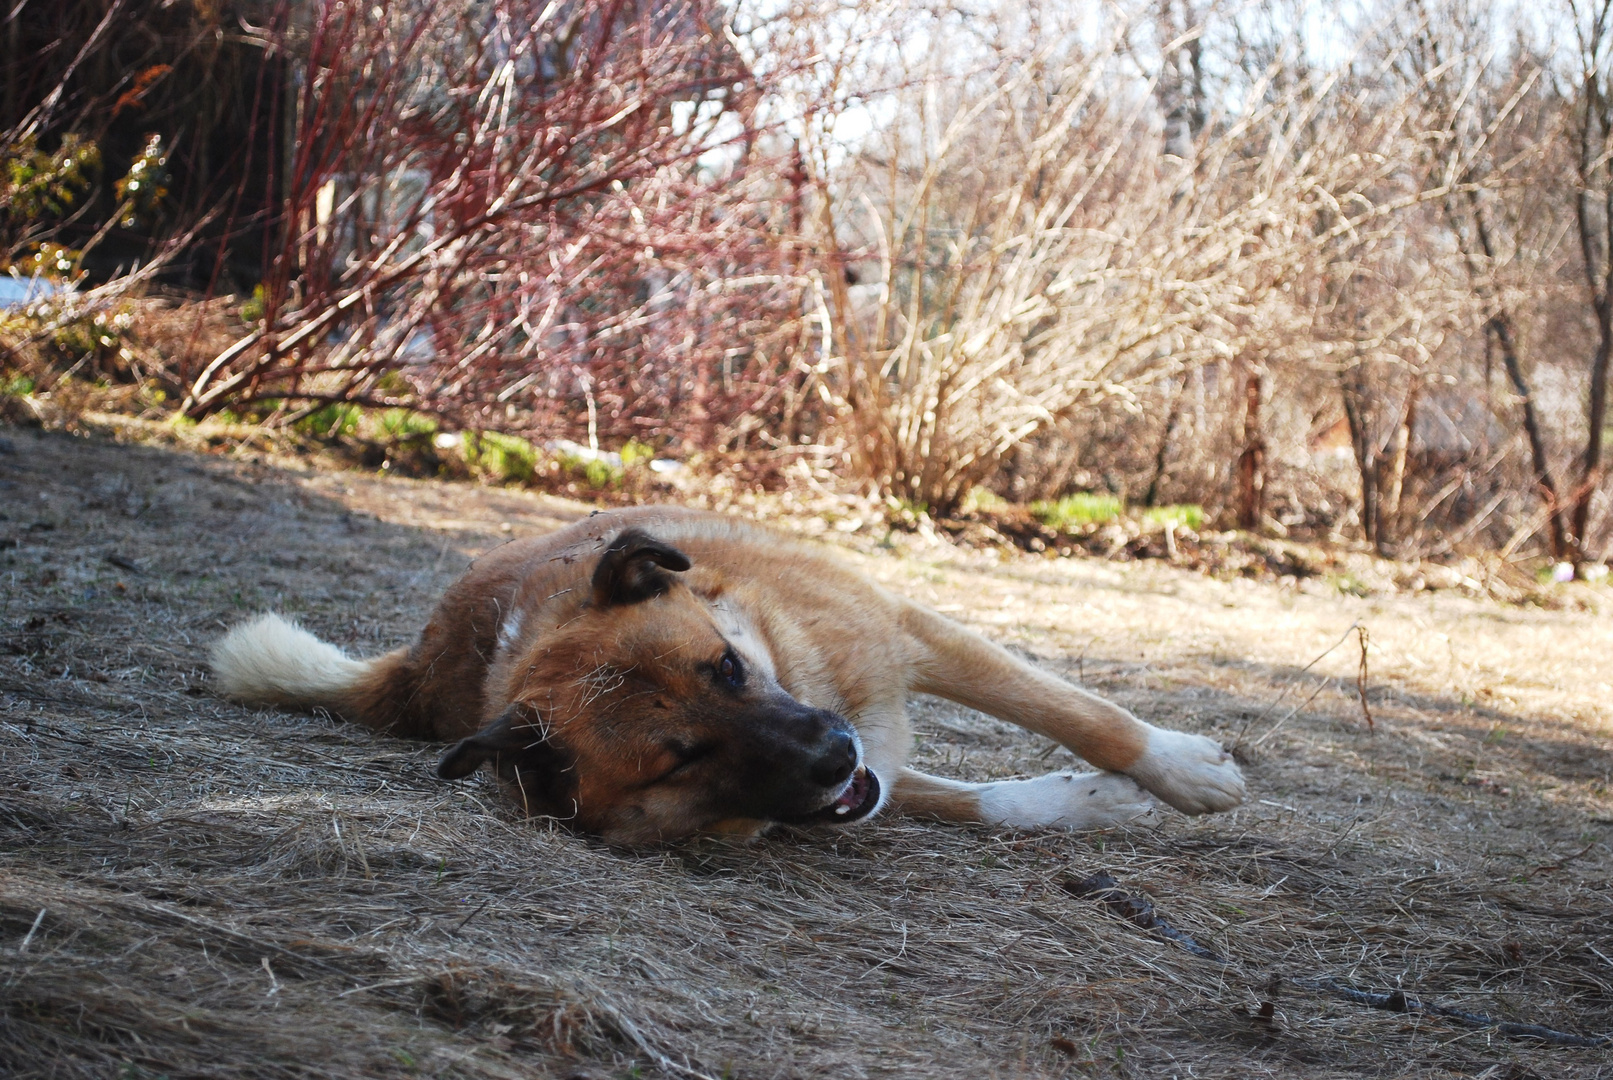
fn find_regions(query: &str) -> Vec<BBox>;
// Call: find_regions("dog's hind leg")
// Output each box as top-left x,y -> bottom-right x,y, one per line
896,602 -> 1245,815
891,768 -> 1158,829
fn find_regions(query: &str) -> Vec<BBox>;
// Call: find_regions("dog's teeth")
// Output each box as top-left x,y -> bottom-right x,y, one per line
835,804 -> 850,814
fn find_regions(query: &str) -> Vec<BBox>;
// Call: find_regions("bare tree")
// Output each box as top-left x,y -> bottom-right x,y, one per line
1396,0 -> 1613,568
1568,0 -> 1613,562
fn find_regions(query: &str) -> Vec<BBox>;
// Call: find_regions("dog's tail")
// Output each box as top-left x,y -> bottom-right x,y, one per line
210,614 -> 416,732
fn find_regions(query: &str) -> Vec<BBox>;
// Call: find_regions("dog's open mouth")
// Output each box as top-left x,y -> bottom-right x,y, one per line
791,766 -> 881,825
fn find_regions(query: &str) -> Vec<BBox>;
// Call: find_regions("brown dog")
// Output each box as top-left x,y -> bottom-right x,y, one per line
211,507 -> 1245,843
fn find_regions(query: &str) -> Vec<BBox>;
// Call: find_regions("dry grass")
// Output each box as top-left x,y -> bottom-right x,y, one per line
1,424 -> 1610,1079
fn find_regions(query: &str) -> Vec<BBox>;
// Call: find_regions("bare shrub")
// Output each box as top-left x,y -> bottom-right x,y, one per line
173,0 -> 806,455
793,2 -> 1462,518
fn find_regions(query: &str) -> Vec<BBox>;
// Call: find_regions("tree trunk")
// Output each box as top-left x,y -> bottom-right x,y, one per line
1376,384 -> 1418,558
5,3 -> 18,132
1341,365 -> 1379,548
1456,192 -> 1572,562
1235,367 -> 1264,530
1573,59 -> 1613,567
1145,376 -> 1186,507
1155,0 -> 1206,159
1573,327 -> 1610,563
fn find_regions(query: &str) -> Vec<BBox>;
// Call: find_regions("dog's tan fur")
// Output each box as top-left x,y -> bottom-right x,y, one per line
212,507 -> 1245,843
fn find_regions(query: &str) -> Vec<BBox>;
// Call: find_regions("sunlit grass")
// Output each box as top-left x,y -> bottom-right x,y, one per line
1141,504 -> 1205,530
466,431 -> 538,484
1032,494 -> 1204,532
1031,493 -> 1124,530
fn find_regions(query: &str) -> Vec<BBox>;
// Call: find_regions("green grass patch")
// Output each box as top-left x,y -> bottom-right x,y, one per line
1032,494 -> 1204,533
620,438 -> 655,469
553,448 -> 621,489
206,399 -> 281,426
293,402 -> 362,439
466,431 -> 538,484
554,440 -> 660,489
961,487 -> 1009,514
1031,493 -> 1124,530
1141,504 -> 1204,530
378,409 -> 437,441
1329,572 -> 1370,597
582,457 -> 619,487
240,283 -> 266,324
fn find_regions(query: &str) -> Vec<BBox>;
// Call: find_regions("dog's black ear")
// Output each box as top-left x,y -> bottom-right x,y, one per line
436,708 -> 574,816
591,528 -> 692,607
437,707 -> 545,779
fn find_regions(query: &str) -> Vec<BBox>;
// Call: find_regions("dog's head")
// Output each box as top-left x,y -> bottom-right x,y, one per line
436,529 -> 882,844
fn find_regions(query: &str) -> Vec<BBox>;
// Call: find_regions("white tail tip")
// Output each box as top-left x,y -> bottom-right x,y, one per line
210,613 -> 369,707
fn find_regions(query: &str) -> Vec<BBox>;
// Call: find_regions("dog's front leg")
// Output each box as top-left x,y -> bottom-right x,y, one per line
897,603 -> 1245,815
891,768 -> 1158,829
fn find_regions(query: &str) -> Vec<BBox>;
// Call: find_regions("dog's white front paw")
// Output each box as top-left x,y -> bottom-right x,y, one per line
1127,728 -> 1245,815
978,771 -> 1159,830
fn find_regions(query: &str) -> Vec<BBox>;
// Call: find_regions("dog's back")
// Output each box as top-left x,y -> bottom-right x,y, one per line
211,507 -> 842,741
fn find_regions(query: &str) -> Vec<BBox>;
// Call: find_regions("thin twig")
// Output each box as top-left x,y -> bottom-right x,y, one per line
1233,621 -> 1360,750
17,908 -> 45,953
450,897 -> 492,934
1251,676 -> 1337,748
1355,626 -> 1374,733
1527,842 -> 1599,879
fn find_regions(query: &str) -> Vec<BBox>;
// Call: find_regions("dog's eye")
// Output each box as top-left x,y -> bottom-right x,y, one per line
716,651 -> 744,689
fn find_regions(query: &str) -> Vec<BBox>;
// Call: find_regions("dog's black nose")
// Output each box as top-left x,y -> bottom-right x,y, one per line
809,729 -> 858,787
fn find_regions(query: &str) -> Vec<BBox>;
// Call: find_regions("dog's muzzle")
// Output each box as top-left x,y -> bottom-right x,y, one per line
787,765 -> 881,825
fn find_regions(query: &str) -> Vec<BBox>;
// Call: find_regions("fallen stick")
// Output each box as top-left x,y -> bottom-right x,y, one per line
1302,977 -> 1610,1048
1063,872 -> 1610,1048
1061,873 -> 1225,962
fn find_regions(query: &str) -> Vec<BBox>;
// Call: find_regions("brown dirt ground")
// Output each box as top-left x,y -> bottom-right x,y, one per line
1,424 -> 1610,1080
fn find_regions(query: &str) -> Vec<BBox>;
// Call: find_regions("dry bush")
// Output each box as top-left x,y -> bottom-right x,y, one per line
752,0 -> 1613,568
788,1 -> 1467,518
168,0 -> 811,456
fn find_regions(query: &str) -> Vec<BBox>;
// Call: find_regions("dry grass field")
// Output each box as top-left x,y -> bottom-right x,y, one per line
1,425 -> 1610,1079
